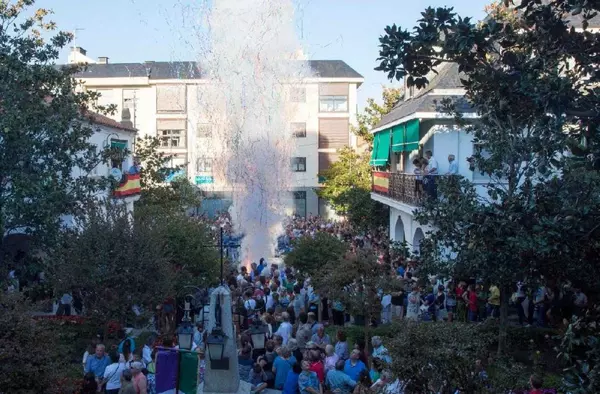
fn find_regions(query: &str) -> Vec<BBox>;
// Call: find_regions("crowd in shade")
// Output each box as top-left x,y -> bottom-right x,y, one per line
224,260 -> 401,394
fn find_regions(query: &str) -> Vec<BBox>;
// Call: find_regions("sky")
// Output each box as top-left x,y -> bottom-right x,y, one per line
36,0 -> 489,107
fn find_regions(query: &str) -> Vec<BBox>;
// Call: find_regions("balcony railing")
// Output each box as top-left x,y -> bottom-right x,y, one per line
372,172 -> 425,206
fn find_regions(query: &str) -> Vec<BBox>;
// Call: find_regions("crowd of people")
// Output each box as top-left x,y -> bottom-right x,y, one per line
224,260 -> 401,394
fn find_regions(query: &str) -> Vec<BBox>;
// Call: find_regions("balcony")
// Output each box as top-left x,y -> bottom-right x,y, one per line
372,172 -> 424,206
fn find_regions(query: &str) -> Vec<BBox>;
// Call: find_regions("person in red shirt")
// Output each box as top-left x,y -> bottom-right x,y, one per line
307,350 -> 325,383
529,374 -> 544,394
463,284 -> 478,322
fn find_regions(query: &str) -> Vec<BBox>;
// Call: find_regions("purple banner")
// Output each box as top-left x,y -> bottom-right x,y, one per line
156,348 -> 179,394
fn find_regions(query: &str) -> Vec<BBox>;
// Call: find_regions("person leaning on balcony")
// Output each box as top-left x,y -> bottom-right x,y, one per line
413,157 -> 425,196
423,150 -> 438,199
128,157 -> 140,174
447,154 -> 458,175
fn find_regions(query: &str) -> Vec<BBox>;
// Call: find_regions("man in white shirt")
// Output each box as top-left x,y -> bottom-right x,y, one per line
425,150 -> 438,174
274,312 -> 293,344
447,154 -> 458,175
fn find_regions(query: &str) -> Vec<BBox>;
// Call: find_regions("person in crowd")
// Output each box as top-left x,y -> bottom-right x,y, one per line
344,350 -> 368,382
130,361 -> 147,394
249,363 -> 268,393
118,369 -> 136,394
82,341 -> 98,372
335,330 -> 350,361
308,349 -> 325,384
487,284 -> 501,319
298,360 -> 321,394
464,284 -> 478,322
326,359 -> 357,394
102,351 -> 126,394
282,362 -> 301,394
197,348 -> 206,385
371,336 -> 391,364
275,312 -> 293,345
353,370 -> 373,394
146,350 -> 157,394
296,312 -> 312,352
406,285 -> 421,321
573,285 -> 588,316
424,150 -> 438,199
142,335 -> 156,367
85,344 -> 111,384
311,326 -> 330,349
288,338 -> 303,364
324,344 -> 339,377
307,312 -> 323,335
81,372 -> 98,394
273,346 -> 297,390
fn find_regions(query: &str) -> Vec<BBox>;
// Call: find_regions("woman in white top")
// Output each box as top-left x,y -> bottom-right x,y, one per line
406,285 -> 421,321
102,351 -> 126,394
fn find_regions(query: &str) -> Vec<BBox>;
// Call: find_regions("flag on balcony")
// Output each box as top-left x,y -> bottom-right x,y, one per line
113,173 -> 141,198
370,129 -> 391,166
373,171 -> 390,193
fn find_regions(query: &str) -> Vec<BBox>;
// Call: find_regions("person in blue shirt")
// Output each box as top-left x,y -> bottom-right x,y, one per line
326,360 -> 356,394
282,362 -> 301,394
84,344 -> 111,381
272,346 -> 297,390
343,350 -> 367,382
298,360 -> 320,394
117,330 -> 136,355
257,258 -> 266,275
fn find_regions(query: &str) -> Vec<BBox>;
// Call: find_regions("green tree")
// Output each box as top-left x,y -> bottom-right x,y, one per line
314,250 -> 399,350
49,203 -> 176,328
134,135 -> 200,211
352,87 -> 403,144
0,0 -> 108,244
317,146 -> 388,230
374,0 -> 600,354
284,232 -> 347,277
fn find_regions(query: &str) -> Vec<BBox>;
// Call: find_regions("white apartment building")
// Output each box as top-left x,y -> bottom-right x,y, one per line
70,47 -> 364,217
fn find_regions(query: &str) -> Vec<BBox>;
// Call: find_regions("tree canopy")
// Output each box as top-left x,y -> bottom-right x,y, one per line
283,232 -> 347,277
317,146 -> 387,230
352,87 -> 403,145
0,0 -> 108,245
375,0 -> 600,354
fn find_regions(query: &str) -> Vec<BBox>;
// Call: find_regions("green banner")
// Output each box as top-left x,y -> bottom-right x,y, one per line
178,351 -> 198,394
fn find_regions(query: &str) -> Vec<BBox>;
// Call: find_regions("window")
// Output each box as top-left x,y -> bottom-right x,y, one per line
159,130 -> 183,148
291,122 -> 306,138
319,95 -> 348,112
196,157 -> 213,173
156,85 -> 186,113
290,87 -> 306,103
293,191 -> 307,218
291,157 -> 306,172
95,89 -> 114,108
197,123 -> 212,138
157,119 -> 186,148
110,139 -> 128,171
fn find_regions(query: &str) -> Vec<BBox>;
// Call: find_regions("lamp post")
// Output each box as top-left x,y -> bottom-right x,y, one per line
248,319 -> 269,351
176,297 -> 194,351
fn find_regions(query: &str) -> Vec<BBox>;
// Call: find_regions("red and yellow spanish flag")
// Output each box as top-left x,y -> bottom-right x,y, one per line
373,172 -> 389,194
114,174 -> 141,198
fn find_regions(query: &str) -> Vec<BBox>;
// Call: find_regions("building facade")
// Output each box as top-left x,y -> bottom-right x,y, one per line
69,47 -> 363,217
369,63 -> 479,254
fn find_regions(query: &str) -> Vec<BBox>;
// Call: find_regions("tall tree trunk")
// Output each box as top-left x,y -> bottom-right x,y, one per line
497,284 -> 510,356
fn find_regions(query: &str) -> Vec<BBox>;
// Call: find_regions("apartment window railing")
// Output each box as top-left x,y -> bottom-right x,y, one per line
372,172 -> 425,206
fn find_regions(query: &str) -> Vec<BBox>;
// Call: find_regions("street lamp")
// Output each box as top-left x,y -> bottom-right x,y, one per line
177,298 -> 194,350
248,320 -> 268,350
206,328 -> 229,370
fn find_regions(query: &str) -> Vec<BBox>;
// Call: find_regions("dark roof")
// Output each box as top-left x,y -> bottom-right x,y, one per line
537,0 -> 600,28
84,111 -> 137,133
375,62 -> 473,130
71,60 -> 363,80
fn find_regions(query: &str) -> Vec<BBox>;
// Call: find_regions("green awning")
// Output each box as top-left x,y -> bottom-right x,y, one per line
391,124 -> 405,153
369,129 -> 390,166
405,119 -> 420,151
110,139 -> 127,150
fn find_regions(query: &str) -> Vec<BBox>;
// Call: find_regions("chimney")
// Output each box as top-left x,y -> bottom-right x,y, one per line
121,108 -> 134,129
97,57 -> 109,64
71,46 -> 87,55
